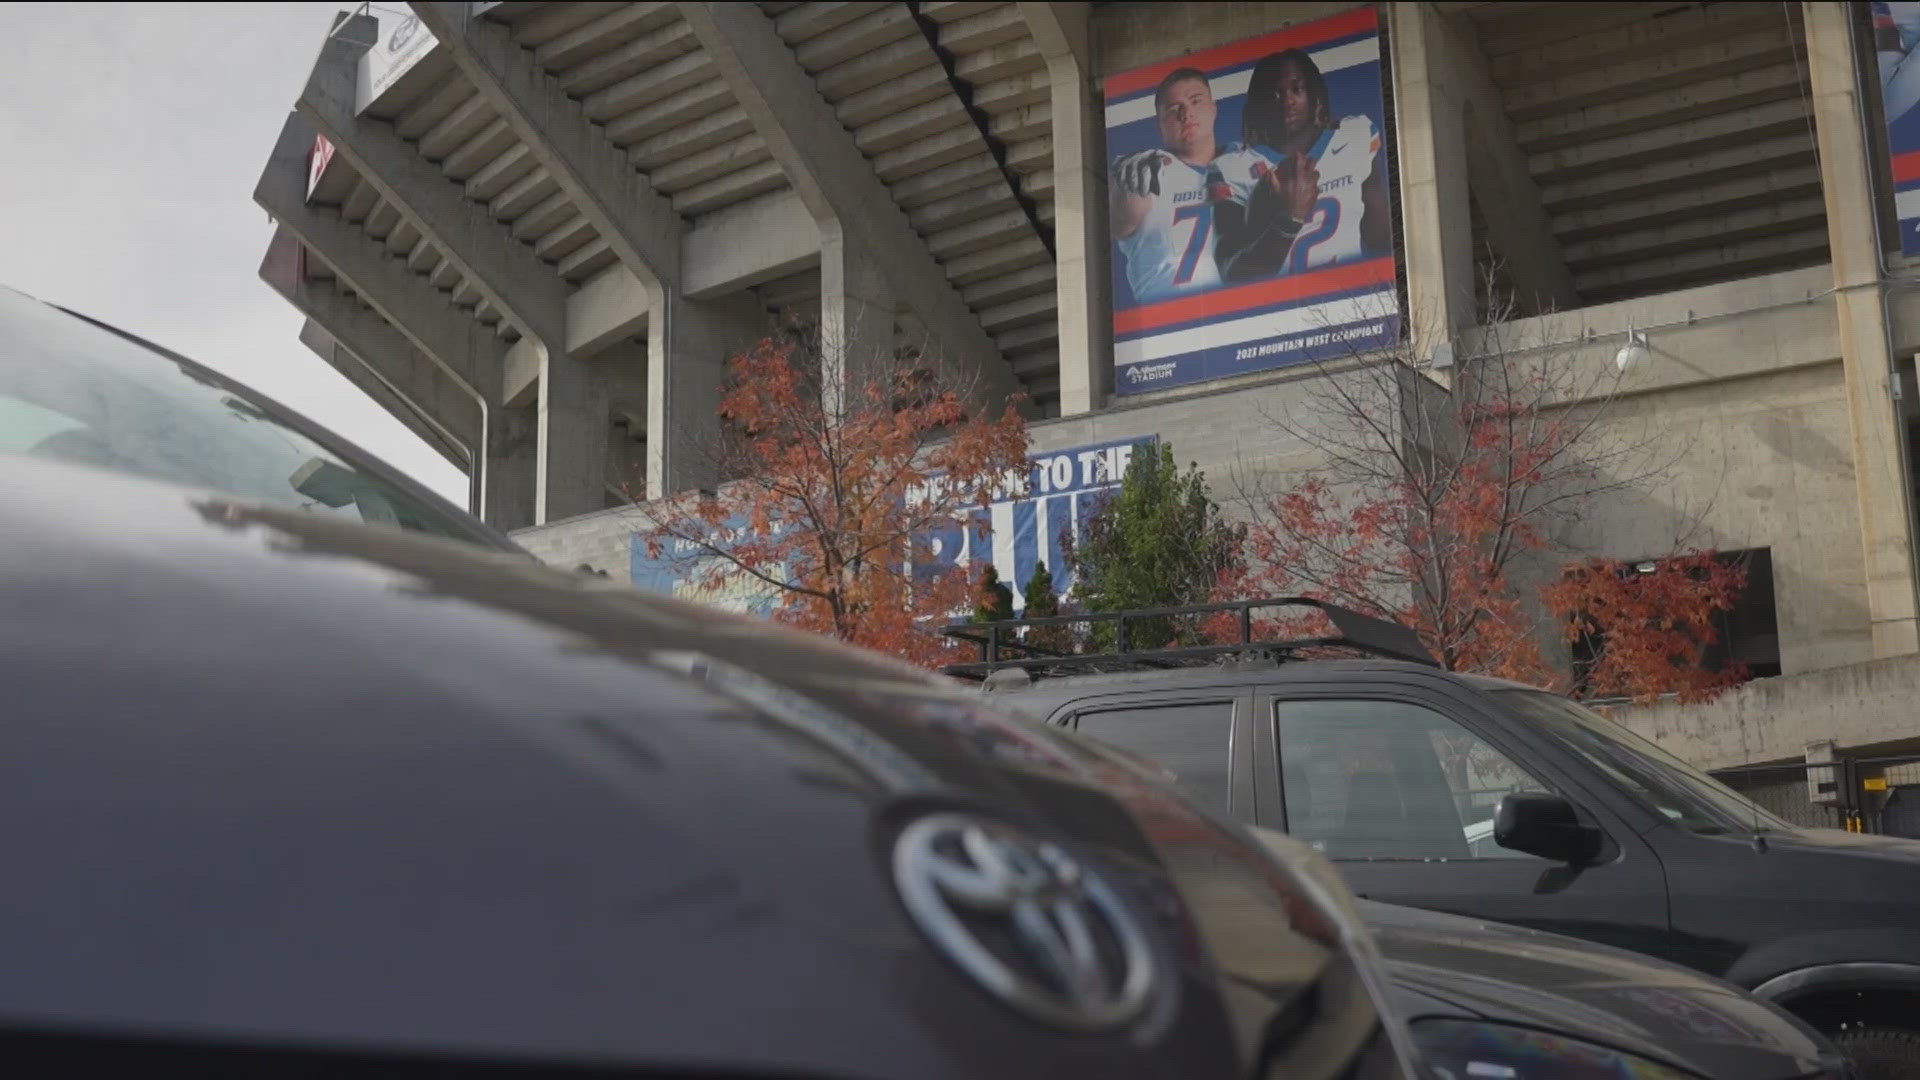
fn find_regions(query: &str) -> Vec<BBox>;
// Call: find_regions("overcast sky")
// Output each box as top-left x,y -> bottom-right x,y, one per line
0,2 -> 469,504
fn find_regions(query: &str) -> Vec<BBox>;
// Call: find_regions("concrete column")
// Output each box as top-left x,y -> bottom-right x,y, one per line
647,288 -> 765,499
677,1 -> 1026,413
1805,0 -> 1920,657
480,401 -> 537,531
820,228 -> 897,416
593,340 -> 651,500
1022,2 -> 1109,414
536,350 -> 610,522
1387,2 -> 1477,362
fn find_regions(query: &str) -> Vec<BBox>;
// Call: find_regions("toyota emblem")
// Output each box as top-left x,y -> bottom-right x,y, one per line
892,813 -> 1159,1030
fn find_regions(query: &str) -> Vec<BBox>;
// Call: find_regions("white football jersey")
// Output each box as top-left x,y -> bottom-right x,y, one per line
1115,153 -> 1222,304
1879,3 -> 1920,118
1210,115 -> 1381,273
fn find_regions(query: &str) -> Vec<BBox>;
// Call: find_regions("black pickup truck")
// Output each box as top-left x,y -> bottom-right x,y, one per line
949,598 -> 1920,1075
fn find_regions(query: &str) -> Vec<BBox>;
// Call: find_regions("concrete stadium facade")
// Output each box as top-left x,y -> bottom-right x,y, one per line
256,2 -> 1920,767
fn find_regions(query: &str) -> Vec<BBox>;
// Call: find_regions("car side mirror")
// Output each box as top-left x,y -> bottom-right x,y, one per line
1494,792 -> 1603,865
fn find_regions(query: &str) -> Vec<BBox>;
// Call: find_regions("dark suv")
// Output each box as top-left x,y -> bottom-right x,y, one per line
951,599 -> 1920,1069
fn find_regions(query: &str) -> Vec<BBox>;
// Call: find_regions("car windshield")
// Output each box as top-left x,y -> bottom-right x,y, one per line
0,286 -> 491,547
1497,689 -> 1792,835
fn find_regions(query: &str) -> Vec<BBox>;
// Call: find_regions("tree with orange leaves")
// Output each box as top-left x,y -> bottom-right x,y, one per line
1232,289 -> 1743,700
637,327 -> 1030,668
1545,553 -> 1749,704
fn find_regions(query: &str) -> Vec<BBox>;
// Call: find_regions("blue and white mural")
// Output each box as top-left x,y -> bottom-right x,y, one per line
629,437 -> 1155,615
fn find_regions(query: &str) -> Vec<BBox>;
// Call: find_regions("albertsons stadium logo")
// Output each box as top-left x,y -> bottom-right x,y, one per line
1126,362 -> 1176,384
389,14 -> 421,52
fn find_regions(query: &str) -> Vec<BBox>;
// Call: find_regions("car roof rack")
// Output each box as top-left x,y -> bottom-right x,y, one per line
940,596 -> 1439,681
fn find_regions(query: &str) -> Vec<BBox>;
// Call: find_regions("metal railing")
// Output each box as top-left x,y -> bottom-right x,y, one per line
940,596 -> 1439,680
1710,760 -> 1862,832
1707,755 -> 1920,835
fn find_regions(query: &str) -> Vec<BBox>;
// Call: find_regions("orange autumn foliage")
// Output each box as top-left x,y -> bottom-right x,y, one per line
1544,553 -> 1749,704
1234,353 -> 1745,701
640,336 -> 1029,668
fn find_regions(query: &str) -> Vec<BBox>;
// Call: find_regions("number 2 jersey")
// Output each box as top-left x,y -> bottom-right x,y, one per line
1208,114 -> 1381,274
1114,154 -> 1222,304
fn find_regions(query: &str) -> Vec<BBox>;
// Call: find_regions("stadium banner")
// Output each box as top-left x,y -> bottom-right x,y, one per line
307,135 -> 336,200
1104,7 -> 1399,395
355,10 -> 439,114
629,437 -> 1154,616
1876,3 -> 1920,254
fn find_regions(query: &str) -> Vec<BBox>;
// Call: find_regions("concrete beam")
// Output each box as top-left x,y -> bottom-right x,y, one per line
266,248 -> 478,461
1020,1 -> 1105,415
412,1 -> 682,292
300,13 -> 603,524
1804,0 -> 1919,657
504,336 -> 543,407
1561,197 -> 1829,271
297,14 -> 567,346
295,317 -> 472,475
1530,98 -> 1813,187
417,2 -> 774,502
259,122 -> 541,529
682,190 -> 819,297
255,113 -> 502,401
1540,133 -> 1817,214
281,275 -> 531,534
1572,227 -> 1831,300
1422,6 -> 1578,313
1515,63 -> 1805,154
1490,1 -> 1785,89
1552,164 -> 1825,245
569,264 -> 649,356
677,0 -> 1026,410
1503,26 -> 1799,123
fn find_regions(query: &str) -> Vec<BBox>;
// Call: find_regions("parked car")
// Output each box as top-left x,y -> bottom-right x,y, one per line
953,598 -> 1920,1075
1351,893 -> 1843,1080
0,286 -> 1420,1076
0,285 -> 514,553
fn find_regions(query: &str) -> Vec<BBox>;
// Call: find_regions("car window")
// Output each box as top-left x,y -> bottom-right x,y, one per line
1074,701 -> 1234,817
1497,689 -> 1792,835
1275,699 -> 1548,861
0,287 -> 492,547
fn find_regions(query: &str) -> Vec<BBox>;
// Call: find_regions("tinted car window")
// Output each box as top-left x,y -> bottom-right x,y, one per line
1498,689 -> 1792,835
1074,701 -> 1234,817
0,287 -> 490,547
1275,699 -> 1547,860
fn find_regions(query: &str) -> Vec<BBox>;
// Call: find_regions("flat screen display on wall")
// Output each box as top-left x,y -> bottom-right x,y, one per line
1104,7 -> 1400,395
1876,3 -> 1920,254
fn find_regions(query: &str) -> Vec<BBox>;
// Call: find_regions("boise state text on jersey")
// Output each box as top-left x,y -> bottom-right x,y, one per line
1210,114 -> 1381,273
1115,155 -> 1223,304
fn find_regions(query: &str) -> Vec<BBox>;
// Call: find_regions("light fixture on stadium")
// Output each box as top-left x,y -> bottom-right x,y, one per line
1615,328 -> 1650,375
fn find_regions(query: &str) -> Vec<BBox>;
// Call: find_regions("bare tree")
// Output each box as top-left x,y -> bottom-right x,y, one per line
1230,270 -> 1733,692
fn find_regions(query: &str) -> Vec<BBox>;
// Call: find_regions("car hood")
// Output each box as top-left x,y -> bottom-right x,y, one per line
1764,824 -> 1920,858
0,457 -> 1400,1079
1362,900 -> 1841,1079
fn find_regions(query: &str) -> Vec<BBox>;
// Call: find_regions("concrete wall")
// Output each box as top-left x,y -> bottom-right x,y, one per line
514,264 -> 1878,684
1613,652 -> 1920,770
1024,265 -> 1872,675
511,503 -> 649,580
494,3 -> 1909,726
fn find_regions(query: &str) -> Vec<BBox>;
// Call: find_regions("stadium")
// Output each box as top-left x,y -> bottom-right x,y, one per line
257,1 -> 1920,775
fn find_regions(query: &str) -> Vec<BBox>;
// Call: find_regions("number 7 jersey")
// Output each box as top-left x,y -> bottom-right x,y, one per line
1209,115 -> 1381,274
1114,154 -> 1222,304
